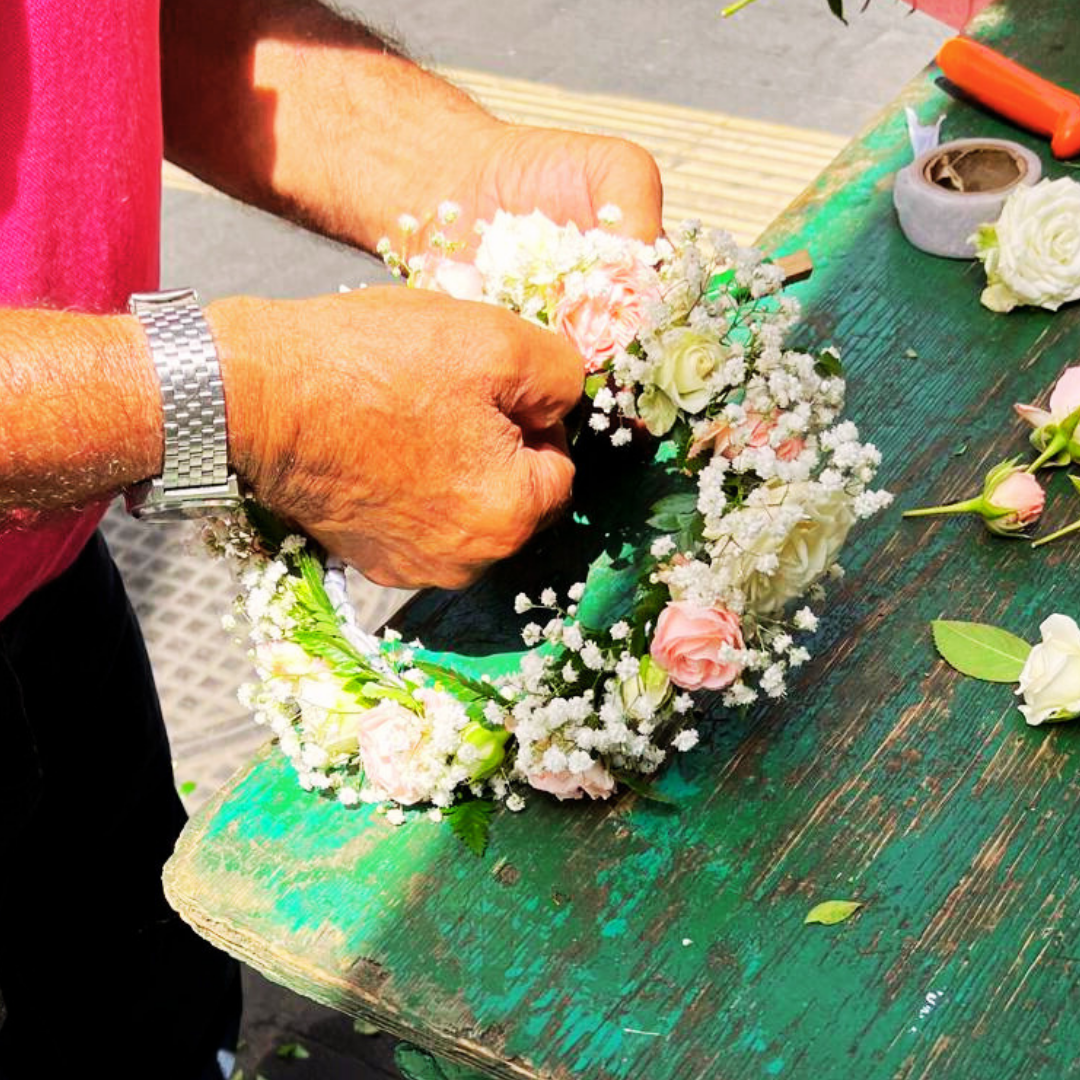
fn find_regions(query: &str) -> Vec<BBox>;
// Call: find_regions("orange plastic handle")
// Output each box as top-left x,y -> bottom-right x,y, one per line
937,37 -> 1080,158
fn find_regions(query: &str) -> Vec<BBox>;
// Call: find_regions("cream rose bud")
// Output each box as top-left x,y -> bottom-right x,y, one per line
619,655 -> 672,718
1016,614 -> 1080,726
650,328 -> 726,415
975,177 -> 1080,313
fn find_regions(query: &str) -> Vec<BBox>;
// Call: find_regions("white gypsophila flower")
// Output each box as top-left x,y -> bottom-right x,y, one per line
562,662 -> 579,683
673,694 -> 694,714
562,624 -> 584,651
788,646 -> 811,668
793,607 -> 819,632
567,581 -> 586,602
651,536 -> 677,559
514,593 -> 532,614
975,178 -> 1080,313
1016,613 -> 1080,725
506,793 -> 526,812
521,623 -> 542,647
385,807 -> 407,826
610,426 -> 633,447
581,641 -> 605,671
540,588 -> 558,607
590,412 -> 611,432
673,729 -> 699,751
610,621 -> 630,641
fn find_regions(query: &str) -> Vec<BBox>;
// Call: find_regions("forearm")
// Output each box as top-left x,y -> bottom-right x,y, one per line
0,311 -> 161,512
161,0 -> 501,251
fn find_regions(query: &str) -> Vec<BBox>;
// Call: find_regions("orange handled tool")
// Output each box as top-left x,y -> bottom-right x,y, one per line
937,37 -> 1080,158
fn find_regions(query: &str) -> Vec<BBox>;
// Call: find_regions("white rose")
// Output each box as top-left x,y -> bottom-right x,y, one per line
974,178 -> 1080,313
649,328 -> 726,415
715,482 -> 856,615
295,671 -> 367,759
1016,613 -> 1080,726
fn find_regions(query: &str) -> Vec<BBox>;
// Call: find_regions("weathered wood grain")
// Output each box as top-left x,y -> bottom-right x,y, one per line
166,3 -> 1080,1077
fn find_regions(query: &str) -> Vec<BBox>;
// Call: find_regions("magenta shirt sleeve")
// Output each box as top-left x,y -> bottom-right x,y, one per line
0,0 -> 162,620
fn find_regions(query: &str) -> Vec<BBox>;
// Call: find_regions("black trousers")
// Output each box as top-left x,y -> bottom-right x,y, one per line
0,533 -> 240,1078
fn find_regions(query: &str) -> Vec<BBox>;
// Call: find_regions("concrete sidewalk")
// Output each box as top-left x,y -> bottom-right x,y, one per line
101,3 -> 952,1076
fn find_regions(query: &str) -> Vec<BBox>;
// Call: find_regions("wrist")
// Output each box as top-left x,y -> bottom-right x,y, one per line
204,295 -> 287,495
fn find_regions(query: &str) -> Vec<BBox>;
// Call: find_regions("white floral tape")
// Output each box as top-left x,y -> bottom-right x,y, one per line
893,138 -> 1042,259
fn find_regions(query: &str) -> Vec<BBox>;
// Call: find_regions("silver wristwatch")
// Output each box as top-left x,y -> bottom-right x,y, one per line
126,288 -> 243,521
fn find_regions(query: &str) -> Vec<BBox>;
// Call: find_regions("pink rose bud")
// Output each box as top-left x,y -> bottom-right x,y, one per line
526,763 -> 617,801
983,467 -> 1045,534
903,458 -> 1044,538
649,601 -> 745,692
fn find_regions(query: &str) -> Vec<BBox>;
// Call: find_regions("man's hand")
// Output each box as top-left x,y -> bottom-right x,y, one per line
207,287 -> 584,589
422,123 -> 664,246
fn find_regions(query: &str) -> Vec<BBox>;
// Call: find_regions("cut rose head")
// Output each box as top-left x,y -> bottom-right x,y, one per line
650,601 -> 745,691
1017,613 -> 1080,725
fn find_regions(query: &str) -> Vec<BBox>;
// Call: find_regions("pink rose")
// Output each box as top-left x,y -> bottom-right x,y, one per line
552,257 -> 661,373
526,763 -> 616,801
776,436 -> 806,462
411,255 -> 485,301
985,469 -> 1044,533
1015,366 -> 1080,430
650,601 -> 745,692
356,700 -> 430,805
688,411 -> 804,462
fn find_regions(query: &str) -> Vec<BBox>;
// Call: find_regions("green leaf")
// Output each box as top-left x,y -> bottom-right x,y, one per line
814,346 -> 843,378
646,492 -> 699,531
178,780 -> 197,797
411,660 -> 505,705
584,373 -> 608,400
275,1041 -> 310,1060
827,0 -> 847,23
805,899 -> 862,925
614,770 -> 679,806
360,682 -> 424,713
931,619 -> 1031,683
292,630 -> 365,675
443,798 -> 494,857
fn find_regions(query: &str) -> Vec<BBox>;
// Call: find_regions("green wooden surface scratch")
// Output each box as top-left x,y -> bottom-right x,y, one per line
166,3 -> 1080,1077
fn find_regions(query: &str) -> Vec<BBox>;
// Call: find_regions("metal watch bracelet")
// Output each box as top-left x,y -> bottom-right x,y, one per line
126,288 -> 241,521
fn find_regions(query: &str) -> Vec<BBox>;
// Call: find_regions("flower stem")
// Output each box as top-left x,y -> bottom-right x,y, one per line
902,497 -> 984,518
1027,433 -> 1068,473
1032,517 -> 1080,548
720,0 -> 762,15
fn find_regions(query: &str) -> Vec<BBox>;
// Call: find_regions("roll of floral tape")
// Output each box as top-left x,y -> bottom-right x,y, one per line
893,137 -> 1042,258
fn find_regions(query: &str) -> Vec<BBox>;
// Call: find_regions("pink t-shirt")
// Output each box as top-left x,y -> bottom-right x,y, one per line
0,0 -> 161,621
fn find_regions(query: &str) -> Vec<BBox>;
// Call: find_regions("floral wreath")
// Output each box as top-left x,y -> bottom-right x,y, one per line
205,206 -> 890,852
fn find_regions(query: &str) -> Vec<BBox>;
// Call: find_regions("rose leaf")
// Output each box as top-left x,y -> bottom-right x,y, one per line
804,899 -> 862,925
931,619 -> 1031,683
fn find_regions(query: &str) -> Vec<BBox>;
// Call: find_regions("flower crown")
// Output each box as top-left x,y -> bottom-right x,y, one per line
206,207 -> 890,853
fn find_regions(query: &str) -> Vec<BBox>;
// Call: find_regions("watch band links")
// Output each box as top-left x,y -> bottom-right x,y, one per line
127,288 -> 242,520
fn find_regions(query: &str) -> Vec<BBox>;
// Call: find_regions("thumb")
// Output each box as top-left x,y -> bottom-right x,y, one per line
588,139 -> 664,243
515,432 -> 577,531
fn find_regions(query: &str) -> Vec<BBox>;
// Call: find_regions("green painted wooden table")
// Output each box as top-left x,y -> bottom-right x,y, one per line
165,4 -> 1080,1076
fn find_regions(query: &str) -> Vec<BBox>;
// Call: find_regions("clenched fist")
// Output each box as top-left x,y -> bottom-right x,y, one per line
208,286 -> 585,589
